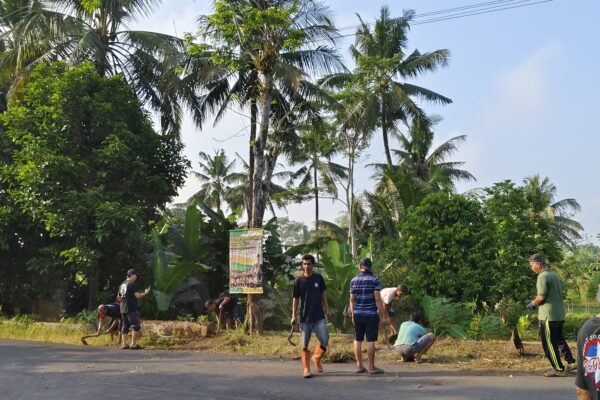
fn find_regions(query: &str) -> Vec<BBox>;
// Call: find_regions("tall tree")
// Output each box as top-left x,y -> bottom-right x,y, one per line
289,125 -> 347,235
330,88 -> 375,255
194,0 -> 343,229
2,62 -> 188,309
0,0 -> 198,133
523,175 -> 583,248
321,6 -> 451,167
392,118 -> 475,192
367,118 -> 474,238
191,150 -> 238,212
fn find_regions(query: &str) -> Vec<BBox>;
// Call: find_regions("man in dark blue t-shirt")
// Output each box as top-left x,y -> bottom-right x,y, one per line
118,269 -> 150,350
291,254 -> 330,378
350,257 -> 387,374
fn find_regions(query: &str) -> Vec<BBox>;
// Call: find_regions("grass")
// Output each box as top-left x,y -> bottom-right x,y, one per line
0,318 -> 570,374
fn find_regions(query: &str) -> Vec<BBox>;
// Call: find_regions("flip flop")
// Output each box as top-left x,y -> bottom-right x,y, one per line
368,368 -> 385,375
129,345 -> 144,350
355,367 -> 367,373
120,344 -> 130,350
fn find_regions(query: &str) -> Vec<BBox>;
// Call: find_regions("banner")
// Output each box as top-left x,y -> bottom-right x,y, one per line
229,228 -> 264,294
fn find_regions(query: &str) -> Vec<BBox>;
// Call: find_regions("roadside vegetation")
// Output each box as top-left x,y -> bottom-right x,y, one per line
0,0 -> 597,375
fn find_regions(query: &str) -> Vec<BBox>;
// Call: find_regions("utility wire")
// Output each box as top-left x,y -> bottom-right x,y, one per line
318,0 -> 553,42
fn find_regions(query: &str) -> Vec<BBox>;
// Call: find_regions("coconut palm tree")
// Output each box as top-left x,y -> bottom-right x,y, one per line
392,117 -> 475,192
368,118 -> 475,237
523,174 -> 583,248
0,0 -> 199,134
225,153 -> 294,219
320,6 -> 451,167
196,0 -> 344,230
191,150 -> 239,212
288,125 -> 347,234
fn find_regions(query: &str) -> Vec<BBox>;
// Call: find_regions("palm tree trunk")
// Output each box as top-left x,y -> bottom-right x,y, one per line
248,71 -> 272,335
313,164 -> 319,233
250,73 -> 272,229
381,100 -> 393,167
348,151 -> 356,257
248,100 -> 257,221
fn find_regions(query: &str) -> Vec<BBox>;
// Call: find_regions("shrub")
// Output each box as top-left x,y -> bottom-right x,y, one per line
422,295 -> 474,339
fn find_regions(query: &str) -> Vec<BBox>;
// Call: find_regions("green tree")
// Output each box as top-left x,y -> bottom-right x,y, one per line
399,191 -> 493,303
191,150 -> 239,212
483,181 -> 562,303
275,216 -> 308,247
0,0 -> 197,133
2,62 -> 188,309
523,174 -> 583,248
367,118 -> 474,238
321,6 -> 451,167
193,0 -> 343,229
392,118 -> 475,192
329,88 -> 374,255
289,125 -> 347,234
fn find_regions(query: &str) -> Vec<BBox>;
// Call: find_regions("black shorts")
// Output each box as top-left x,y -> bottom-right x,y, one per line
354,315 -> 379,342
121,312 -> 141,333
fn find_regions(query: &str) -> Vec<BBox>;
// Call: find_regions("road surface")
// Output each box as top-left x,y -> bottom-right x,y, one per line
0,339 -> 576,399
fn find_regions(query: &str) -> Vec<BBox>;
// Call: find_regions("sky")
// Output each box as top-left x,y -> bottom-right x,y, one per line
133,0 -> 600,242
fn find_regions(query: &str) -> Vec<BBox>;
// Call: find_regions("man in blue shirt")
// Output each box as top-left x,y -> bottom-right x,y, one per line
394,312 -> 436,362
350,257 -> 388,374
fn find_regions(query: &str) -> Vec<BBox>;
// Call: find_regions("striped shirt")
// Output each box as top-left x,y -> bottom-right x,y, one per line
350,271 -> 382,317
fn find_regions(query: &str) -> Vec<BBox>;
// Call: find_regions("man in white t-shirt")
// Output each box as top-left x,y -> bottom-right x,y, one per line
380,284 -> 409,335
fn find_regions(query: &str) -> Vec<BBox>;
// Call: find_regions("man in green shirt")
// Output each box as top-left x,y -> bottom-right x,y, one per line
527,253 -> 576,377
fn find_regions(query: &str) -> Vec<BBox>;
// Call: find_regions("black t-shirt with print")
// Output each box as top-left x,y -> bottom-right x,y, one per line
576,316 -> 600,399
293,273 -> 326,323
118,280 -> 140,314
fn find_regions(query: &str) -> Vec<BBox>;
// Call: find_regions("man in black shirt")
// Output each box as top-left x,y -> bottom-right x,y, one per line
117,269 -> 150,350
205,294 -> 240,330
291,254 -> 330,378
576,313 -> 600,399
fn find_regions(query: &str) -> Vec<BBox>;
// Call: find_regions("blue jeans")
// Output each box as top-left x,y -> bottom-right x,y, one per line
300,319 -> 329,349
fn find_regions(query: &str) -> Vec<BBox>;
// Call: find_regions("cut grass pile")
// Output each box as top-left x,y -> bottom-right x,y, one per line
0,319 -> 570,374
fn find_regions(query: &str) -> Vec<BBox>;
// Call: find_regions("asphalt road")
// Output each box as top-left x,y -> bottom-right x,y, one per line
0,339 -> 576,400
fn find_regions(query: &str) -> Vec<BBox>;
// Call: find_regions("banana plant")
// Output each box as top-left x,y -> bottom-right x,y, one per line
319,240 -> 356,331
150,205 -> 212,312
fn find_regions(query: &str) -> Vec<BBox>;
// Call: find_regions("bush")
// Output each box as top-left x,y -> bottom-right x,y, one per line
563,312 -> 592,340
422,295 -> 474,339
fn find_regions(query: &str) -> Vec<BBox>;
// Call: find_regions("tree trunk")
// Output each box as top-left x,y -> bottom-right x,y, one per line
348,151 -> 356,257
247,72 -> 272,335
381,99 -> 393,167
313,163 -> 319,234
87,263 -> 99,310
248,100 -> 257,221
250,72 -> 272,229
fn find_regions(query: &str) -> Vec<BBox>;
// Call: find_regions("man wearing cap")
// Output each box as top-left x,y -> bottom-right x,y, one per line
527,253 -> 576,377
118,269 -> 150,350
349,257 -> 388,374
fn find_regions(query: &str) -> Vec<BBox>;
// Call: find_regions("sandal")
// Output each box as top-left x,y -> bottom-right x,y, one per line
368,368 -> 385,375
355,367 -> 367,373
129,345 -> 144,350
120,345 -> 130,350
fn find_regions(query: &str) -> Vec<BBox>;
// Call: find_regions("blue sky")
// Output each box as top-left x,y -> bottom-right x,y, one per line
135,0 -> 600,241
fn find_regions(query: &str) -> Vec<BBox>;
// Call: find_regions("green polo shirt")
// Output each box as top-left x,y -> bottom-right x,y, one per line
536,268 -> 566,321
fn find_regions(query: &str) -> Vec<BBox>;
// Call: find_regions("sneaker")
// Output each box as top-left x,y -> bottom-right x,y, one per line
544,370 -> 569,377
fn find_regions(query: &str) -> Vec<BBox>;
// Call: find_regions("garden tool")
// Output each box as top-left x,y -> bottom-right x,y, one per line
287,324 -> 297,346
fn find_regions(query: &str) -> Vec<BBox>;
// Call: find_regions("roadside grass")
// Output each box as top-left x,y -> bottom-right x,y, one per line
0,319 -> 568,374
